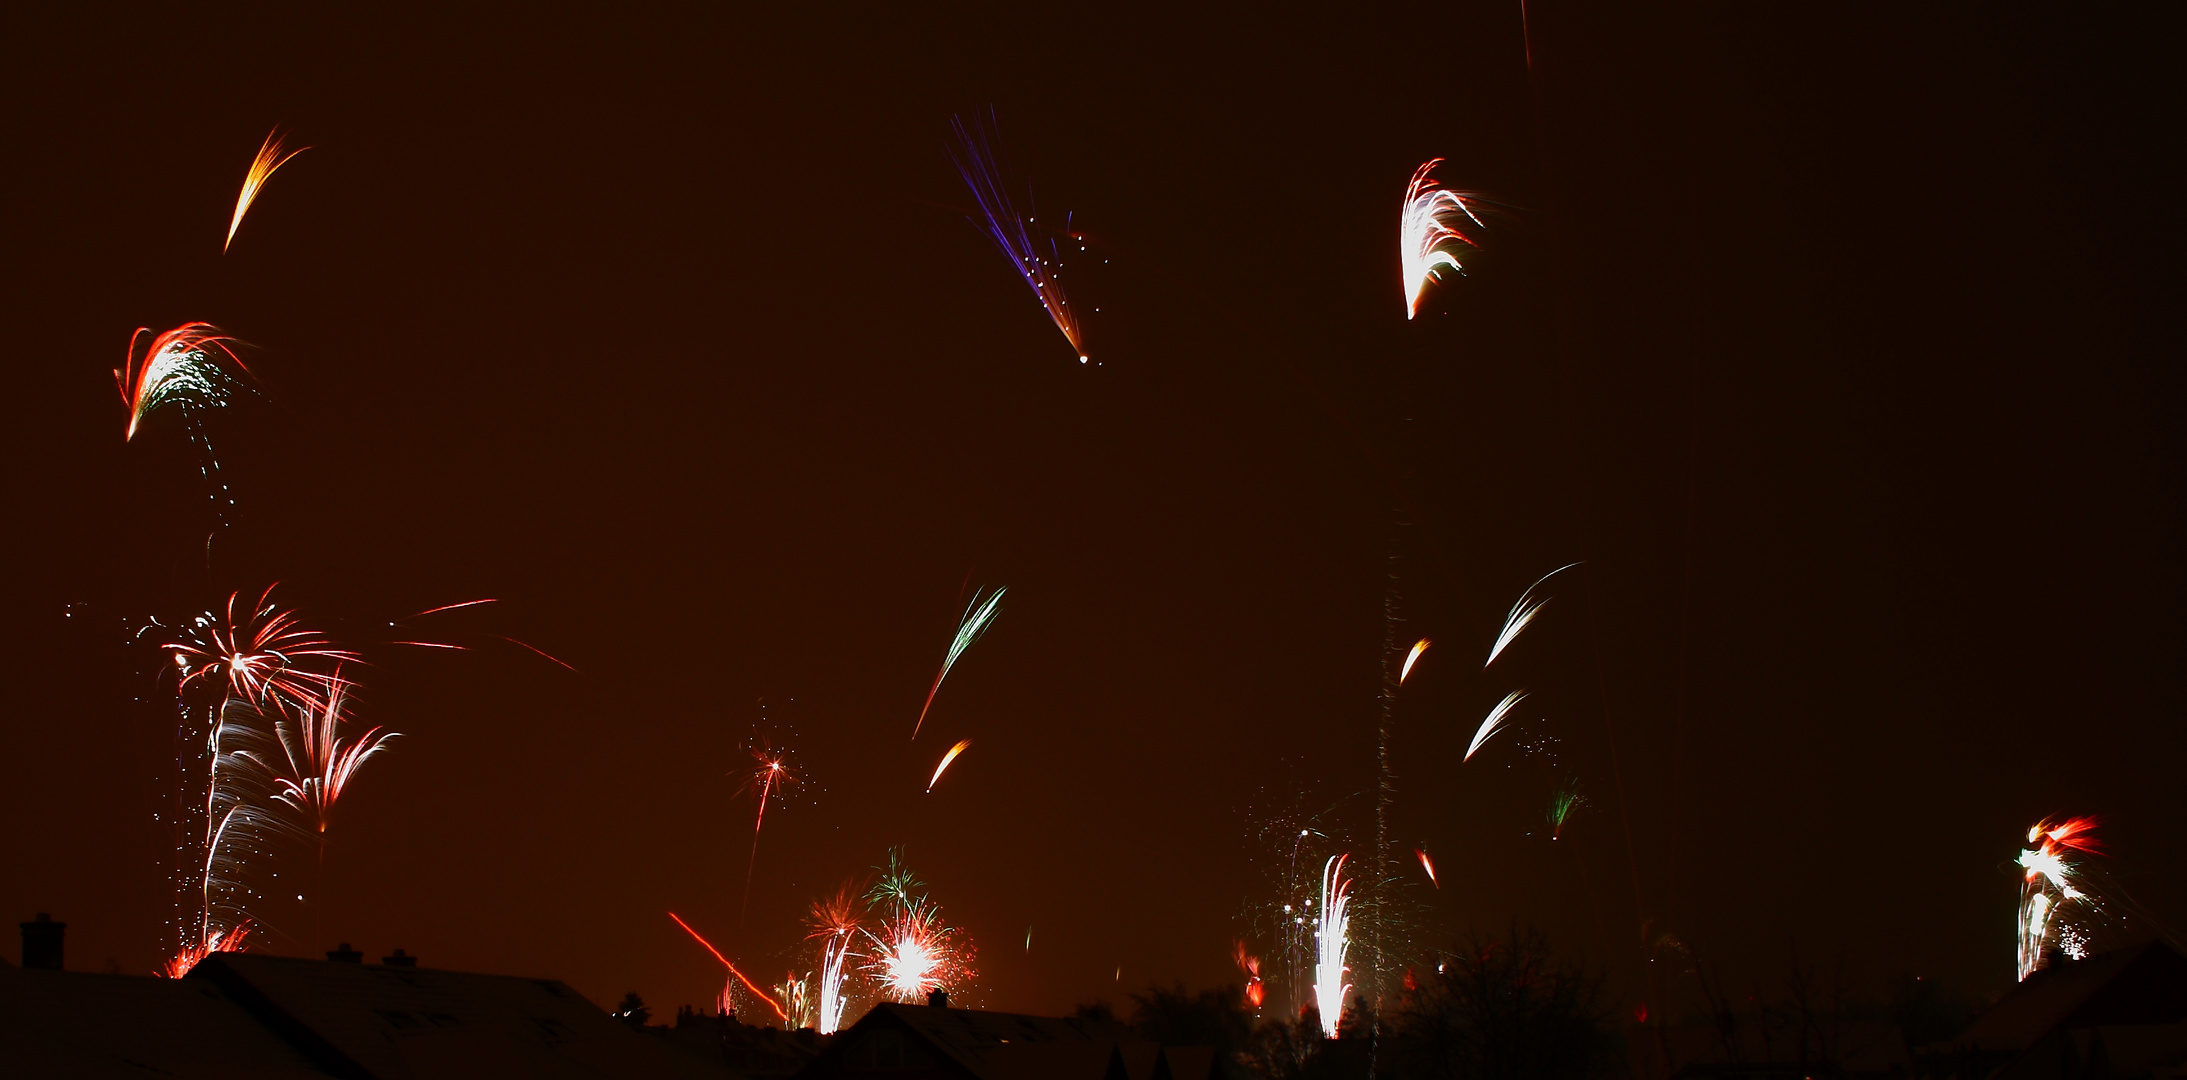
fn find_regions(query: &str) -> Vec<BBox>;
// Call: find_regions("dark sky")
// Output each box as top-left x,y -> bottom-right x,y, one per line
3,3 -> 2179,1021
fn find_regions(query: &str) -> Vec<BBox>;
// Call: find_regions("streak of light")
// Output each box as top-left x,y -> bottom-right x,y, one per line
927,739 -> 972,793
668,912 -> 788,1023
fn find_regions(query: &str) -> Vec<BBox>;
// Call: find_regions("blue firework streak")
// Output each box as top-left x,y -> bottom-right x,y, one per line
947,110 -> 1088,363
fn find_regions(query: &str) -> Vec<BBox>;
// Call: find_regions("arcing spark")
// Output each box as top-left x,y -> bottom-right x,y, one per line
808,889 -> 862,1034
1486,563 -> 1580,668
948,111 -> 1088,363
1400,159 -> 1488,319
267,677 -> 398,834
911,587 -> 1005,739
227,127 -> 309,252
117,323 -> 249,442
1313,855 -> 1353,1037
1401,638 -> 1431,684
2017,816 -> 2102,980
927,739 -> 972,793
668,912 -> 789,1023
1465,691 -> 1528,761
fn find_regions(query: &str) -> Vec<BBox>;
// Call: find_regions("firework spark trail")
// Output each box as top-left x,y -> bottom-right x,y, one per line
926,739 -> 972,792
1465,691 -> 1528,761
911,587 -> 1005,740
170,586 -> 359,712
773,974 -> 815,1030
808,889 -> 862,1034
738,739 -> 797,925
160,919 -> 253,978
1547,777 -> 1584,839
1486,563 -> 1581,668
668,912 -> 788,1022
226,127 -> 309,252
948,111 -> 1088,363
1235,941 -> 1266,1010
861,849 -> 973,1002
1401,638 -> 1431,684
1415,848 -> 1438,888
1400,159 -> 1489,319
117,323 -> 251,443
1313,854 -> 1353,1037
2017,816 -> 2102,979
266,678 -> 398,833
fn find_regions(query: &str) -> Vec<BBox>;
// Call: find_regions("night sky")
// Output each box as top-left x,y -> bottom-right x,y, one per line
4,4 -> 2179,1020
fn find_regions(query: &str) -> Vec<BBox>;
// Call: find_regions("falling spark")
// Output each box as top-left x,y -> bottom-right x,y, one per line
1465,691 -> 1528,761
2017,816 -> 2102,980
226,127 -> 309,252
667,912 -> 789,1023
168,585 -> 358,712
1312,855 -> 1353,1038
912,587 -> 1005,739
1486,563 -> 1581,668
807,889 -> 861,1034
1400,638 -> 1431,684
927,739 -> 972,792
948,110 -> 1088,362
267,675 -> 398,833
1235,941 -> 1265,1010
1415,848 -> 1439,888
117,323 -> 251,442
1400,158 -> 1489,319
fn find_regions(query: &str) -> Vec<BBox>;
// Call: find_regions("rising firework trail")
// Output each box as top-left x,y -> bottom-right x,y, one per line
1400,159 -> 1489,319
1401,638 -> 1431,684
911,587 -> 1005,740
1486,563 -> 1580,667
948,111 -> 1088,363
2017,816 -> 2102,980
737,738 -> 798,922
1313,854 -> 1353,1037
667,912 -> 788,1023
926,739 -> 972,793
226,127 -> 309,252
1466,691 -> 1528,761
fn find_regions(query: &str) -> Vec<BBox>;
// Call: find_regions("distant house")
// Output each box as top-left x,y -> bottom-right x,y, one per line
796,991 -> 1219,1080
1924,939 -> 2187,1080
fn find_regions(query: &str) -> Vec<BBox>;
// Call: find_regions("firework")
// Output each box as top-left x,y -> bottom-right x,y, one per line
169,586 -> 357,712
808,888 -> 862,1034
226,127 -> 309,252
1486,563 -> 1580,668
861,849 -> 973,1002
948,111 -> 1088,363
773,974 -> 816,1030
1400,159 -> 1489,319
1415,848 -> 1439,888
1235,941 -> 1266,1010
668,912 -> 789,1023
267,676 -> 398,834
159,919 -> 253,978
741,739 -> 796,861
1547,777 -> 1584,839
1312,855 -> 1353,1037
927,739 -> 972,793
2017,816 -> 2102,979
1465,690 -> 1528,761
117,323 -> 251,442
1400,638 -> 1431,684
911,587 -> 1005,740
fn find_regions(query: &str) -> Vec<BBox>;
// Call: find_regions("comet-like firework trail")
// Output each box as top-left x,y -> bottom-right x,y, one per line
226,127 -> 308,252
927,739 -> 972,792
1486,563 -> 1580,668
1400,158 -> 1488,319
117,323 -> 250,443
948,110 -> 1088,363
1401,638 -> 1431,684
1466,690 -> 1528,761
911,587 -> 1004,740
1415,848 -> 1439,888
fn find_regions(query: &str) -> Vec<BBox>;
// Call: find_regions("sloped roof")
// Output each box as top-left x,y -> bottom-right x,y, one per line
188,952 -> 723,1080
0,960 -> 330,1079
1954,939 -> 2187,1052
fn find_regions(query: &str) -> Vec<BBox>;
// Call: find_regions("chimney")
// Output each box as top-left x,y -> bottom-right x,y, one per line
382,949 -> 417,968
20,913 -> 64,971
927,990 -> 948,1009
326,943 -> 363,963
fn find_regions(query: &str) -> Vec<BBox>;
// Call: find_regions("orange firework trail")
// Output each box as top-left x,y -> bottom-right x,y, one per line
667,912 -> 787,1023
1415,848 -> 1439,888
226,127 -> 308,252
927,739 -> 972,792
1400,638 -> 1431,684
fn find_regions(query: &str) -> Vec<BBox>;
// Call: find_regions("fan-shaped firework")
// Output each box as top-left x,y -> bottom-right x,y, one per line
267,676 -> 398,834
1547,777 -> 1584,839
808,888 -> 863,1034
168,585 -> 357,712
2017,816 -> 2102,979
1486,563 -> 1580,668
1465,690 -> 1528,761
1400,638 -> 1431,684
949,111 -> 1088,363
116,323 -> 250,442
1312,854 -> 1353,1037
861,849 -> 973,1002
911,586 -> 1005,740
226,127 -> 309,252
1400,159 -> 1489,319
